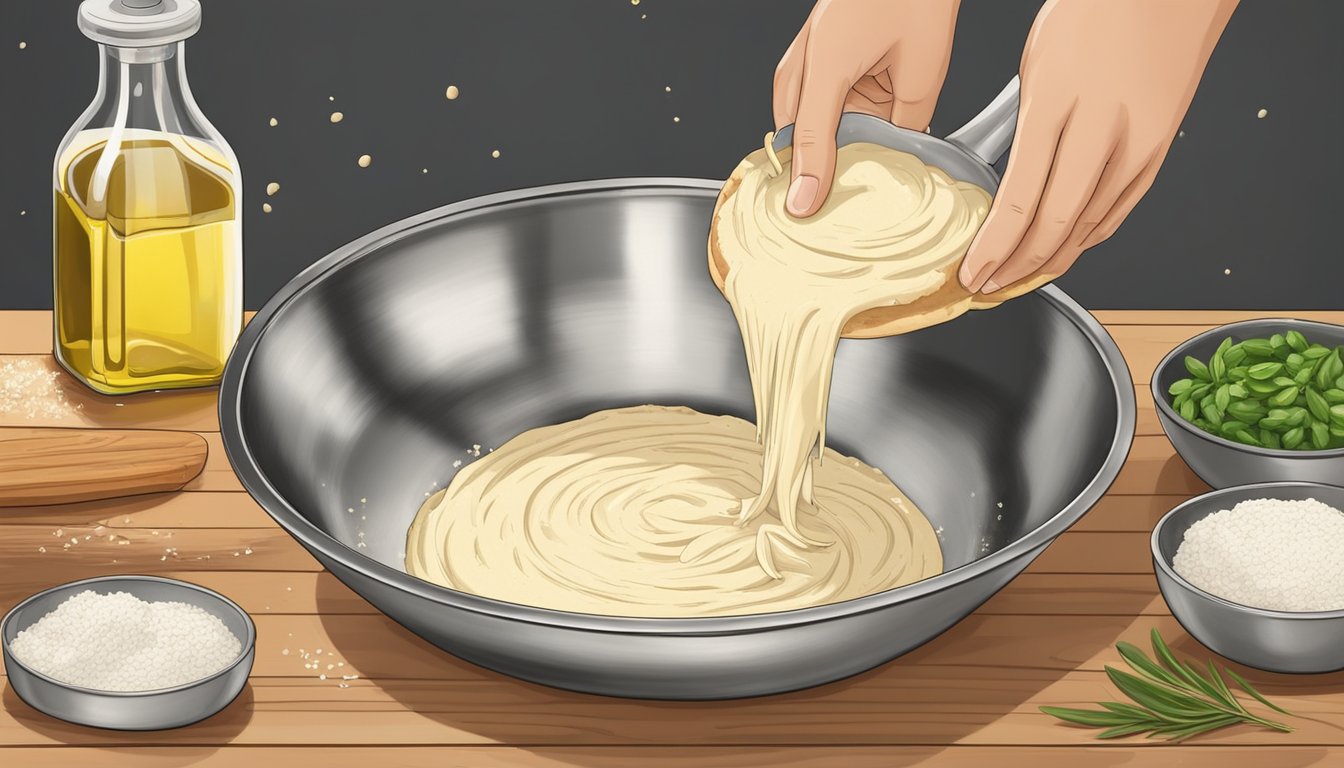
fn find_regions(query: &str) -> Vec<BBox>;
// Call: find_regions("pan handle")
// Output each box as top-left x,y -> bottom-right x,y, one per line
944,76 -> 1020,166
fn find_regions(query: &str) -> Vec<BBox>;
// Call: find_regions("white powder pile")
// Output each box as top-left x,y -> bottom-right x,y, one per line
1173,497 -> 1344,612
9,590 -> 242,691
0,359 -> 79,419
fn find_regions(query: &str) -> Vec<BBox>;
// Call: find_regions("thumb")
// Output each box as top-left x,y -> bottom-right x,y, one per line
788,62 -> 848,218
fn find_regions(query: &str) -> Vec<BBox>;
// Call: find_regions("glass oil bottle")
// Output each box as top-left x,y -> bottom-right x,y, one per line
54,0 -> 241,394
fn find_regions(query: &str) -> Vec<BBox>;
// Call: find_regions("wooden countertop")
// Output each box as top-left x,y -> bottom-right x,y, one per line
2,309 -> 1341,767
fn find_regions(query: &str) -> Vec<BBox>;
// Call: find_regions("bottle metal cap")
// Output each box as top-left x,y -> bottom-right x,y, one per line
78,0 -> 202,48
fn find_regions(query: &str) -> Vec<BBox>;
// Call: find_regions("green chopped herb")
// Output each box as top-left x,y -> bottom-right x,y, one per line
1167,331 -> 1344,450
1041,630 -> 1293,742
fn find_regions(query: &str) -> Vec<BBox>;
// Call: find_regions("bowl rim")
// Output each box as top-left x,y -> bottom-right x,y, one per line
1150,318 -> 1344,459
1151,481 -> 1344,620
1,574 -> 257,697
218,176 -> 1137,635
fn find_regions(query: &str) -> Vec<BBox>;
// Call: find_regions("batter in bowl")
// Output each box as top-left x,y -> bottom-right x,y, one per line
405,405 -> 938,617
406,139 -> 992,617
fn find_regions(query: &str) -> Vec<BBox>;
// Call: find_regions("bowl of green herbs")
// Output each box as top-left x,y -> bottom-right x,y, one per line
1152,318 -> 1344,488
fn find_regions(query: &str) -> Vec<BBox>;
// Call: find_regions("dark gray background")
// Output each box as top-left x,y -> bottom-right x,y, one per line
2,0 -> 1339,310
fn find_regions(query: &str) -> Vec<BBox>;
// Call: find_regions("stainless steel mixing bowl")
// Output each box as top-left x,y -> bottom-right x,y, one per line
219,178 -> 1135,699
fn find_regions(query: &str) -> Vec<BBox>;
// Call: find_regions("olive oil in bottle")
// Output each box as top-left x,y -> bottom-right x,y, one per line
55,132 -> 240,391
55,0 -> 241,394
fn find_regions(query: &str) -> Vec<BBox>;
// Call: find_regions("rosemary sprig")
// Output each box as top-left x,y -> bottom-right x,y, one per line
1041,629 -> 1294,741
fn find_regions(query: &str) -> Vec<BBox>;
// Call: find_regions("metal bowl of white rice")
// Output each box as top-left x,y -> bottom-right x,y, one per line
1,575 -> 255,730
1152,482 -> 1344,674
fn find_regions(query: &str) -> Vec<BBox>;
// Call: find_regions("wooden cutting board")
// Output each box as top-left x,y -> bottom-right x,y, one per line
0,427 -> 208,506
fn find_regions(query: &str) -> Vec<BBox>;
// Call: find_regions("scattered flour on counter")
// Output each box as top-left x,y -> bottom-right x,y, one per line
0,359 -> 80,419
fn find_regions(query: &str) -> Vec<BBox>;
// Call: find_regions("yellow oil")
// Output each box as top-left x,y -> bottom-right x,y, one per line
54,130 -> 241,394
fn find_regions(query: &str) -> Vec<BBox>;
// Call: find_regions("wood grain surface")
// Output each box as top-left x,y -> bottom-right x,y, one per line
0,428 -> 208,506
1,310 -> 1341,768
2,746 -> 1336,768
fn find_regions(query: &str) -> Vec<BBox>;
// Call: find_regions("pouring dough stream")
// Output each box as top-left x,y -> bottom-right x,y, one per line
716,140 -> 990,564
405,140 -> 990,617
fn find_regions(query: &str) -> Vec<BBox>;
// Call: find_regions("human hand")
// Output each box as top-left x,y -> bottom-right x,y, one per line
959,0 -> 1237,294
773,0 -> 961,217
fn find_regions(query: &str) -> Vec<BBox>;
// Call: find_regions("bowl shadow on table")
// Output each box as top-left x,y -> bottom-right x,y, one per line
2,680 -> 252,761
313,568 -> 1152,768
1154,452 -> 1211,497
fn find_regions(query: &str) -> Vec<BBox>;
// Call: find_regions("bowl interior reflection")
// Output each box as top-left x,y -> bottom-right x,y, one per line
238,185 -> 1121,606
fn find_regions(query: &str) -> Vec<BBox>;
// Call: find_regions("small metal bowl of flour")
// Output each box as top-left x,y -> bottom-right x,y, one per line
1,575 -> 255,730
1152,482 -> 1344,674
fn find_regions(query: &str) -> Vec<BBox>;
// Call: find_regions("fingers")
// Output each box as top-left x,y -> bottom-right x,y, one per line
786,40 -> 852,217
1036,241 -> 1085,283
773,31 -> 807,130
873,69 -> 894,93
841,71 -> 896,120
1040,164 -> 1159,281
777,0 -> 960,217
1075,152 -> 1165,250
888,4 -> 959,130
889,71 -> 942,134
976,112 -> 1119,291
890,99 -> 938,135
958,95 -> 1069,291
1061,149 -> 1131,248
850,74 -> 894,107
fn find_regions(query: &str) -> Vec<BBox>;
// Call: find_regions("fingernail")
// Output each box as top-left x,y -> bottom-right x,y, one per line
786,175 -> 819,216
963,260 -> 996,291
981,279 -> 1002,294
